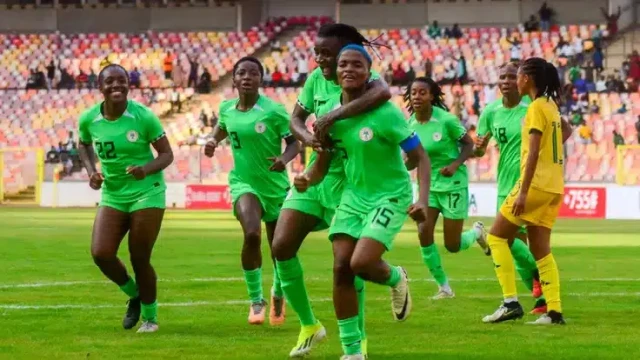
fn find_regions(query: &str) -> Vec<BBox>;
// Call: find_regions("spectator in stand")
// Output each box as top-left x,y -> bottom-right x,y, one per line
617,102 -> 628,114
484,83 -> 497,104
199,109 -> 209,127
591,27 -> 604,49
601,6 -> 621,38
539,2 -> 554,31
472,88 -> 480,116
573,74 -> 588,95
507,37 -> 522,61
173,58 -> 186,87
424,58 -> 433,78
297,53 -> 309,83
26,69 -> 38,90
456,55 -> 468,84
263,67 -> 272,87
582,61 -> 596,83
428,21 -> 441,38
524,15 -> 539,32
188,55 -> 199,88
270,39 -> 282,52
568,63 -> 581,83
392,64 -> 407,86
271,68 -> 283,86
171,87 -> 181,113
595,75 -> 607,92
129,67 -> 141,88
442,63 -> 456,85
45,146 -> 59,164
291,66 -> 301,87
405,65 -> 416,85
590,100 -> 600,114
629,51 -> 640,83
555,37 -> 572,59
578,120 -> 593,144
613,130 -> 625,147
57,67 -> 75,90
592,47 -> 604,72
445,23 -> 463,39
87,70 -> 97,89
46,60 -> 55,89
210,110 -> 218,128
572,36 -> 584,62
635,116 -> 640,143
76,70 -> 88,89
198,68 -> 212,94
163,52 -> 174,80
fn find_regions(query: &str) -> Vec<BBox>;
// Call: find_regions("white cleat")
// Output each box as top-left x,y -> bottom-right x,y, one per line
390,266 -> 412,322
431,288 -> 455,300
340,355 -> 365,360
526,312 -> 566,325
137,321 -> 159,333
473,221 -> 490,256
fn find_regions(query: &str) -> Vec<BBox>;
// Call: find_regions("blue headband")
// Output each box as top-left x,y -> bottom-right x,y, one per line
338,44 -> 372,65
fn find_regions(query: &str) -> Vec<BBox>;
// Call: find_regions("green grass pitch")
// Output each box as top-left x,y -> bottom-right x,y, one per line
1,207 -> 640,359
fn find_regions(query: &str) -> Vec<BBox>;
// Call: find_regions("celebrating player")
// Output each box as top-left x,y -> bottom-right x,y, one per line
271,23 -> 391,357
404,77 -> 487,299
77,64 -> 174,333
482,58 -> 572,325
295,44 -> 430,360
475,61 -> 547,314
204,57 -> 299,326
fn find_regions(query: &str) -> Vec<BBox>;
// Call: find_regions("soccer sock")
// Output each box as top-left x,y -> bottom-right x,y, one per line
420,245 -> 448,287
354,276 -> 366,340
536,254 -> 562,313
383,264 -> 401,287
119,276 -> 139,299
243,268 -> 264,303
275,258 -> 317,326
510,238 -> 537,292
141,300 -> 158,323
459,229 -> 478,251
271,264 -> 284,298
487,234 -> 518,300
338,316 -> 362,355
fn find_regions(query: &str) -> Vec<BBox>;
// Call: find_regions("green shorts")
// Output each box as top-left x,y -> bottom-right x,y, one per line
231,182 -> 286,223
281,174 -> 345,231
328,198 -> 409,251
101,190 -> 166,213
429,188 -> 468,220
497,194 -> 527,234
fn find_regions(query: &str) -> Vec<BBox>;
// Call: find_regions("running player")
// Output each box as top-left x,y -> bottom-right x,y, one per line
204,57 -> 299,326
482,58 -> 572,325
405,77 -> 487,299
77,64 -> 173,333
271,23 -> 391,357
294,44 -> 430,360
474,61 -> 546,314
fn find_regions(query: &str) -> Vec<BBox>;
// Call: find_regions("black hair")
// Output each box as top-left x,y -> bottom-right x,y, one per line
98,64 -> 129,84
317,23 -> 387,57
232,56 -> 264,79
520,57 -> 562,105
404,77 -> 448,114
499,60 -> 520,70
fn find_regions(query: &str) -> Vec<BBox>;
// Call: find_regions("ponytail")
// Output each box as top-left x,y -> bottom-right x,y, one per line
520,57 -> 562,105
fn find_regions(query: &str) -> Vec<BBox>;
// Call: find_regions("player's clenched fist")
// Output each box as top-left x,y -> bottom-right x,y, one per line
407,202 -> 427,223
204,140 -> 217,158
89,172 -> 104,190
474,135 -> 485,148
293,174 -> 311,193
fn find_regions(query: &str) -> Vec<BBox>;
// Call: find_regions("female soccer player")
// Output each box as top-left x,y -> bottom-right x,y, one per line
271,23 -> 391,357
405,77 -> 486,300
204,57 -> 299,326
295,44 -> 431,360
475,62 -> 547,315
482,58 -> 572,325
78,64 -> 174,333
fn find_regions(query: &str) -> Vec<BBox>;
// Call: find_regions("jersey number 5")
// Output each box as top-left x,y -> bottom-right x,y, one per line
372,207 -> 394,228
229,131 -> 241,149
95,141 -> 116,159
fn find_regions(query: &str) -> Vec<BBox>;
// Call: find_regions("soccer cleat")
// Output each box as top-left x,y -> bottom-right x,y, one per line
269,293 -> 286,326
532,278 -> 543,298
482,302 -> 524,323
340,355 -> 365,360
530,298 -> 547,315
122,297 -> 141,330
473,221 -> 491,256
361,338 -> 368,359
136,321 -> 159,333
431,287 -> 455,300
390,266 -> 412,322
248,299 -> 267,325
527,311 -> 566,325
289,322 -> 327,358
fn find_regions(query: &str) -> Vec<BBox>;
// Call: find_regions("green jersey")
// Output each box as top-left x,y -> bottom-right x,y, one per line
298,67 -> 381,177
327,95 -> 413,211
218,96 -> 291,199
409,107 -> 468,192
477,96 -> 531,196
78,100 -> 166,202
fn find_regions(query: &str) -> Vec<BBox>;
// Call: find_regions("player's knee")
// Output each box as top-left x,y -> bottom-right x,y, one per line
243,228 -> 261,247
271,236 -> 294,261
91,248 -> 116,265
129,253 -> 151,269
349,256 -> 373,277
444,241 -> 461,253
333,258 -> 354,286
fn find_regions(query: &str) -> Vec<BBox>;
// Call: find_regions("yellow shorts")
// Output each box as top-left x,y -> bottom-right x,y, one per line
500,185 -> 562,229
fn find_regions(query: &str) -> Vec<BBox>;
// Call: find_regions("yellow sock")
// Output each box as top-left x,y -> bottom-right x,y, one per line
536,253 -> 562,313
487,234 -> 517,299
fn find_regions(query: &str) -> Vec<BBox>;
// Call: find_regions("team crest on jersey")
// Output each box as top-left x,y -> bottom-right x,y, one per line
359,127 -> 373,142
126,130 -> 139,142
432,132 -> 442,141
255,122 -> 266,134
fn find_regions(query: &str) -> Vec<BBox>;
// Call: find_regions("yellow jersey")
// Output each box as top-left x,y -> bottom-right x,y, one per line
520,97 -> 564,194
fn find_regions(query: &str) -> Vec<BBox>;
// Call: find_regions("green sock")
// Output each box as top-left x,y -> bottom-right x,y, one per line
354,276 -> 366,340
272,265 -> 284,298
243,268 -> 263,303
338,316 -> 362,355
119,276 -> 139,299
510,238 -> 537,292
459,229 -> 477,250
275,258 -> 317,326
421,244 -> 448,287
383,264 -> 401,287
141,300 -> 158,323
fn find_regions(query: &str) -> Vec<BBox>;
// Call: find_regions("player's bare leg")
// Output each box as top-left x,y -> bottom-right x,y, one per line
235,194 -> 267,325
526,226 -> 564,325
333,235 -> 362,358
265,220 -> 285,326
129,208 -> 164,333
90,206 -> 140,330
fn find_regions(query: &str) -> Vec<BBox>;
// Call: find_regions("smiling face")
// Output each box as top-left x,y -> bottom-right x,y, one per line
314,36 -> 343,80
233,60 -> 262,96
336,49 -> 370,91
99,66 -> 129,104
410,80 -> 433,112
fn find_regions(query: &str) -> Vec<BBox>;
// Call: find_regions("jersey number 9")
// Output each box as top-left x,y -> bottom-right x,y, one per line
95,141 -> 117,159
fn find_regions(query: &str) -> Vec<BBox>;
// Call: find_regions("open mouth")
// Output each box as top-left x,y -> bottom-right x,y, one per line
110,89 -> 126,97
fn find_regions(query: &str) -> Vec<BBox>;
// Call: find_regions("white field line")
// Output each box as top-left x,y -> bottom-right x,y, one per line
1,293 -> 640,311
3,277 -> 640,290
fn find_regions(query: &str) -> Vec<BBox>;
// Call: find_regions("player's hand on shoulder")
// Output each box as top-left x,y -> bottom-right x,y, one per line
88,172 -> 104,190
313,113 -> 337,140
311,133 -> 333,153
439,164 -> 458,177
407,202 -> 428,223
293,174 -> 311,193
126,166 -> 147,180
204,140 -> 218,158
268,156 -> 286,172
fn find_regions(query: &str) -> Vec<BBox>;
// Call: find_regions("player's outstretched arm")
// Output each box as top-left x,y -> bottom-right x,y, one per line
78,141 -> 98,176
280,135 -> 301,165
560,118 -> 573,143
141,136 -> 174,176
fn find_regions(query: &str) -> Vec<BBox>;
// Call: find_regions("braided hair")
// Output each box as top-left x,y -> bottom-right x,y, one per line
233,56 -> 264,79
404,77 -> 449,114
98,63 -> 129,84
317,23 -> 387,58
519,57 -> 562,105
